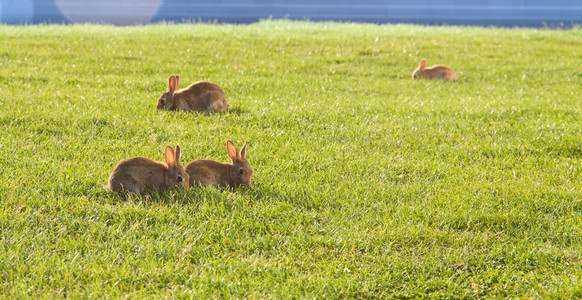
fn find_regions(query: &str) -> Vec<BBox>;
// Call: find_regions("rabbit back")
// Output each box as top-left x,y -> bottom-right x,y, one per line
423,65 -> 457,80
108,157 -> 170,195
184,159 -> 232,187
175,81 -> 230,112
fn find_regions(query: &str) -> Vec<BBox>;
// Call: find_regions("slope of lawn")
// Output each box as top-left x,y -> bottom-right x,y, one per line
0,21 -> 581,298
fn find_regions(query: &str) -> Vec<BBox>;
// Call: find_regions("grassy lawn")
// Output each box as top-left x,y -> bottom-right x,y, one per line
0,20 -> 581,298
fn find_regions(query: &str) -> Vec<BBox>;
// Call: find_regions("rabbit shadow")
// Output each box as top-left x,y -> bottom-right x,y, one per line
155,106 -> 248,117
181,181 -> 278,203
93,182 -> 326,216
93,181 -> 276,206
175,182 -> 287,211
92,186 -> 188,205
220,106 -> 248,116
190,106 -> 247,116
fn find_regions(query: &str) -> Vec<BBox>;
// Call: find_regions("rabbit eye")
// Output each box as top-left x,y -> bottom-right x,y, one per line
238,169 -> 244,175
160,98 -> 165,104
177,175 -> 183,182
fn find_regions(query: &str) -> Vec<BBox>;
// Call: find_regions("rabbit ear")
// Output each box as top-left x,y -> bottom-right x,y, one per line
165,146 -> 175,166
419,59 -> 427,69
227,140 -> 239,162
175,75 -> 180,89
174,145 -> 181,165
168,75 -> 177,92
240,141 -> 247,160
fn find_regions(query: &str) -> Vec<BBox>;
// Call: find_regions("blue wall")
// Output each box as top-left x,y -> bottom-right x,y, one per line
2,0 -> 582,27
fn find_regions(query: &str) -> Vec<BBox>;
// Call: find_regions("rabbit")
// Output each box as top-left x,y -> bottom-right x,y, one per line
184,140 -> 253,188
107,145 -> 189,196
156,75 -> 231,112
412,59 -> 457,81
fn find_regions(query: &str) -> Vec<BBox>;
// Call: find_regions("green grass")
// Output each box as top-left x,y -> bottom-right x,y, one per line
1,20 -> 582,298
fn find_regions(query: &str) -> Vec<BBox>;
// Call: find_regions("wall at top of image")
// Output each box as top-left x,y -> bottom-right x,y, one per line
1,0 -> 581,26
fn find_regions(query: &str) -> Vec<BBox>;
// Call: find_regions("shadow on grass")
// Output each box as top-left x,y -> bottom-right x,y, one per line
154,106 -> 249,117
223,106 -> 248,116
91,181 -> 277,207
91,180 -> 335,212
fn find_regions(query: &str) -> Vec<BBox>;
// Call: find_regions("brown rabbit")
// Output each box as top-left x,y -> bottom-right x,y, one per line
107,145 -> 189,196
156,75 -> 231,112
184,140 -> 253,188
412,59 -> 457,81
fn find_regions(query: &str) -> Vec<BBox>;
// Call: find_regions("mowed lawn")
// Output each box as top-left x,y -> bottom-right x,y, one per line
0,21 -> 581,298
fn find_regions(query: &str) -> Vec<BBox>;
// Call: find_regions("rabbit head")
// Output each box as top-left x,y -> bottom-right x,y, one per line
165,144 -> 189,190
227,140 -> 253,186
156,75 -> 180,110
411,59 -> 428,79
